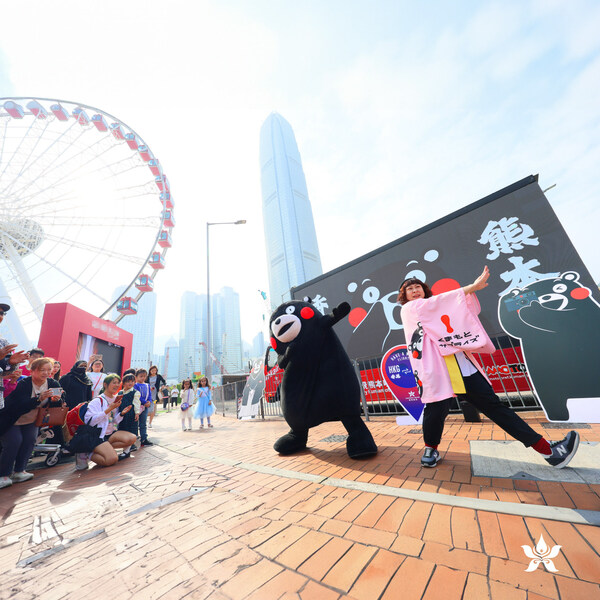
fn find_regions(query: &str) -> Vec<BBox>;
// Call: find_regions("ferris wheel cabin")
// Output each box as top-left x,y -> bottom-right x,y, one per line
160,192 -> 174,209
110,123 -> 126,140
149,159 -> 161,177
72,108 -> 90,125
158,230 -> 172,248
138,145 -> 152,162
27,100 -> 49,119
163,210 -> 175,228
92,114 -> 109,132
124,133 -> 139,150
149,252 -> 165,269
136,275 -> 154,292
50,104 -> 70,121
4,101 -> 25,118
155,174 -> 170,193
117,297 -> 138,316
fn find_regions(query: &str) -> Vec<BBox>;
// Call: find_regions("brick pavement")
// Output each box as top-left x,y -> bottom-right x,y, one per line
0,411 -> 599,599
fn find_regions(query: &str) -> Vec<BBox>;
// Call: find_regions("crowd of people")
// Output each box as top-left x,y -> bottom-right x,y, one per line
0,302 -> 217,488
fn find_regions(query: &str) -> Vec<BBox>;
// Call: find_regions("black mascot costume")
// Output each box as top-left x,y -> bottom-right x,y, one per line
266,298 -> 378,459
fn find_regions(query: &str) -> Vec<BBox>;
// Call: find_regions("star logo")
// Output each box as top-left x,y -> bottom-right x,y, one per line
521,534 -> 561,572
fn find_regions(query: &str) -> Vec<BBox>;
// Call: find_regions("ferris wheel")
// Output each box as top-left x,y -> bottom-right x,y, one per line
0,97 -> 174,338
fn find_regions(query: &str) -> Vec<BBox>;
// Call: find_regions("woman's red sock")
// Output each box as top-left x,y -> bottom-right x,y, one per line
532,438 -> 552,456
425,444 -> 438,450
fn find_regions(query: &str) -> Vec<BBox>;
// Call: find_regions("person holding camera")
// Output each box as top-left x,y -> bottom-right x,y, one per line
77,374 -> 137,470
0,357 -> 62,488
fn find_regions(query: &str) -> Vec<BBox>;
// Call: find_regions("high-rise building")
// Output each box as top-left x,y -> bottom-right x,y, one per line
179,291 -> 206,380
178,287 -> 243,379
111,286 -> 157,370
214,286 -> 243,374
252,331 -> 266,359
162,337 -> 179,383
260,112 -> 322,306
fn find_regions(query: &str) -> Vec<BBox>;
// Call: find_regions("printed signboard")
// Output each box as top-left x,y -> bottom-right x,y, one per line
293,176 -> 600,422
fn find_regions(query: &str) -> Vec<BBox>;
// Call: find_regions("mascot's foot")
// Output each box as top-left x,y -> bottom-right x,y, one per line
342,417 -> 378,459
274,429 -> 308,455
346,433 -> 378,459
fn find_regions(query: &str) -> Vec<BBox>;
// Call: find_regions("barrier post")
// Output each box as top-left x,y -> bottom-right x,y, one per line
353,360 -> 370,421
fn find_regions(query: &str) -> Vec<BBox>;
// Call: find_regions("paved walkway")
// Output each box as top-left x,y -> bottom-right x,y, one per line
1,411 -> 599,599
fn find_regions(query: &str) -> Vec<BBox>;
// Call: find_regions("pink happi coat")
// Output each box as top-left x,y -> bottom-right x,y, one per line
400,288 -> 495,403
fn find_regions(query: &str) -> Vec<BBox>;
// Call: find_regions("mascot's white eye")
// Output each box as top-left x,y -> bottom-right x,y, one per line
363,286 -> 380,304
285,306 -> 295,315
553,283 -> 567,293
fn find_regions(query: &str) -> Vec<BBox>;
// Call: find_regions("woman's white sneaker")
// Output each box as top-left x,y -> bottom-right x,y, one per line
11,471 -> 34,483
0,476 -> 13,489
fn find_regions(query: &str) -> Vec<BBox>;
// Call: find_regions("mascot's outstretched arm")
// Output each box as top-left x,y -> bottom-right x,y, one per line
322,302 -> 351,328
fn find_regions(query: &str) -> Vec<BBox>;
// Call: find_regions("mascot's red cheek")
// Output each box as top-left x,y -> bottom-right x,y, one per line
300,307 -> 315,319
571,287 -> 590,300
270,337 -> 277,350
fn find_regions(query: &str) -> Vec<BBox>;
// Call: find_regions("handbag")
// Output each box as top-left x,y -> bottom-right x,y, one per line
35,404 -> 69,428
180,402 -> 189,411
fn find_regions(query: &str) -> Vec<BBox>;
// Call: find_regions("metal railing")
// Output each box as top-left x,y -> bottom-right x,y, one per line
214,335 -> 541,421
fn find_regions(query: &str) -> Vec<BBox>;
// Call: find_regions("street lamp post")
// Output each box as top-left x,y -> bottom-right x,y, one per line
206,219 -> 246,383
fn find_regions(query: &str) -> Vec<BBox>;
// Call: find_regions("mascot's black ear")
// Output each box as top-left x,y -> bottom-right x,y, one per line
303,296 -> 313,303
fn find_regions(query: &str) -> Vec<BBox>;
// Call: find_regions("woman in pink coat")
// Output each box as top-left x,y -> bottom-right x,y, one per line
398,266 -> 579,469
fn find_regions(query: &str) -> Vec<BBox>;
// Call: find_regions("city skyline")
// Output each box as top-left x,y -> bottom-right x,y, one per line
178,286 -> 244,381
260,112 -> 323,307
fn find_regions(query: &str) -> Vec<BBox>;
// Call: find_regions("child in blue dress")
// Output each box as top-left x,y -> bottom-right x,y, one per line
194,377 -> 215,428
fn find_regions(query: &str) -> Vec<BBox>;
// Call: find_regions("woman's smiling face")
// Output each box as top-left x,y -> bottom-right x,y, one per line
405,283 -> 426,302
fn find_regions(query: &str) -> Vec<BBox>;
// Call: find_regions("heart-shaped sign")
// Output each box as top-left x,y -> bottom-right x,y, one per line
381,344 -> 424,422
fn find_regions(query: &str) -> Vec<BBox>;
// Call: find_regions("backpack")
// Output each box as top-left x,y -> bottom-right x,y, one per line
65,402 -> 89,437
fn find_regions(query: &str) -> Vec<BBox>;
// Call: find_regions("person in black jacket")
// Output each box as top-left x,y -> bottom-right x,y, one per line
0,357 -> 62,488
59,361 -> 92,410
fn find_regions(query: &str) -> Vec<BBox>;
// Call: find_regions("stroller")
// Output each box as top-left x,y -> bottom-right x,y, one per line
32,427 -> 70,467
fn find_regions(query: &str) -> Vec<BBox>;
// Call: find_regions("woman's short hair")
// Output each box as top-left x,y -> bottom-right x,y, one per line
31,357 -> 53,371
396,278 -> 433,305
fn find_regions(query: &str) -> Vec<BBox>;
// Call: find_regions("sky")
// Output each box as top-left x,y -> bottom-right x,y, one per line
1,0 -> 600,353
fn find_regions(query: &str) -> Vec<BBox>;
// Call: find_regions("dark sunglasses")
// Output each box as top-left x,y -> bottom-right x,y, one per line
0,311 -> 6,316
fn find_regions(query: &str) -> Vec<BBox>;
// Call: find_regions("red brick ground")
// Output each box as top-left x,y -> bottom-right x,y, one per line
0,411 -> 598,599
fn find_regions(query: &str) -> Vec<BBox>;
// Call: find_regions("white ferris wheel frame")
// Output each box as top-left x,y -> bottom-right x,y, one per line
0,96 -> 174,327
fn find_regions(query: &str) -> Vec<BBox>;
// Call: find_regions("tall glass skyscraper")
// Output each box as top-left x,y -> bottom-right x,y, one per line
178,287 -> 243,380
260,113 -> 322,306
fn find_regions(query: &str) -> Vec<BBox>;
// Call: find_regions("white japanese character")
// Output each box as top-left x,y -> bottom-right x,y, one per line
478,217 -> 539,260
498,257 -> 559,296
311,294 -> 329,315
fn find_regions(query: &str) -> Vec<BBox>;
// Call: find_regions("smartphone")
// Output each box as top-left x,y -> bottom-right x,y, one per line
50,388 -> 64,396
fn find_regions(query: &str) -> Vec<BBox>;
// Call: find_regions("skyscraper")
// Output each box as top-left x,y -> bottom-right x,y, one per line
111,285 -> 157,370
162,337 -> 179,383
260,112 -> 322,306
178,287 -> 243,380
179,291 -> 206,381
